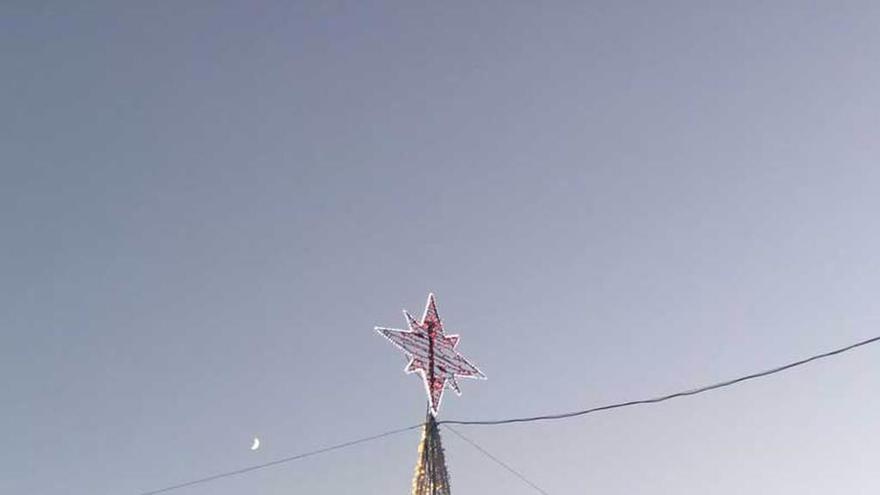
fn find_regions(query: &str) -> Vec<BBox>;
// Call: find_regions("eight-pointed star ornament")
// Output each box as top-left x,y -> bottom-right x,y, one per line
376,293 -> 485,416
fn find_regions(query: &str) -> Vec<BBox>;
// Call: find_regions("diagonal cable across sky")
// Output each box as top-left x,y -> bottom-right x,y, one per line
139,334 -> 880,494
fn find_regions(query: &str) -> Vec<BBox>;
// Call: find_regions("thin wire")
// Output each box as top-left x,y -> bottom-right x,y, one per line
444,425 -> 550,495
139,334 -> 880,494
139,424 -> 422,495
440,334 -> 880,426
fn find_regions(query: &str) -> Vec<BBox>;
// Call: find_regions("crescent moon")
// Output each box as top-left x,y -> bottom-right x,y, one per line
251,437 -> 260,451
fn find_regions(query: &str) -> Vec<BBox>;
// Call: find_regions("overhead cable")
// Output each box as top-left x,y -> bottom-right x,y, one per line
140,334 -> 880,494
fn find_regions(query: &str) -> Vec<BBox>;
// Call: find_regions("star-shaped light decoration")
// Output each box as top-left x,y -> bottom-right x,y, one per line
376,293 -> 485,416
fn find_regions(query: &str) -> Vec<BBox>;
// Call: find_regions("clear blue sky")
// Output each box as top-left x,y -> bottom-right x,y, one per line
3,2 -> 880,494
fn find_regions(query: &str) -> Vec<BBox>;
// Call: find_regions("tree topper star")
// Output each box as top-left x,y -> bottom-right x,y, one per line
376,293 -> 485,415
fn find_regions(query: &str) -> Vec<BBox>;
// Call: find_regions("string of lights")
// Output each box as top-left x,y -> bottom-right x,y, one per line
138,334 -> 880,494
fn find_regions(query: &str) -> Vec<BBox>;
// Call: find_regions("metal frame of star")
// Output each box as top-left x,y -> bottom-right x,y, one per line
376,293 -> 485,414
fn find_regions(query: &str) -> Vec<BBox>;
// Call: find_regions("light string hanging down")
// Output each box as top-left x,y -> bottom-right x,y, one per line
412,412 -> 452,495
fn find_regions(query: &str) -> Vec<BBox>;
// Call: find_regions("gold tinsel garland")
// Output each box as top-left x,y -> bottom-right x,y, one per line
411,414 -> 451,495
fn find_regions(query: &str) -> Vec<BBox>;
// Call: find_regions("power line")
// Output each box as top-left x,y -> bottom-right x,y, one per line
444,425 -> 551,495
139,424 -> 422,495
139,334 -> 880,494
439,334 -> 880,426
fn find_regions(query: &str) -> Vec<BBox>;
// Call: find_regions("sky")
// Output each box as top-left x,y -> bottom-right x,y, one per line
3,2 -> 880,494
